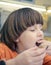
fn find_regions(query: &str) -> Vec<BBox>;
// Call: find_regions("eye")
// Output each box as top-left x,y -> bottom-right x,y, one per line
30,29 -> 35,32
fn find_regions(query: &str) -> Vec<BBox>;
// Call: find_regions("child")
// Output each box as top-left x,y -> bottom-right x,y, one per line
0,8 -> 51,65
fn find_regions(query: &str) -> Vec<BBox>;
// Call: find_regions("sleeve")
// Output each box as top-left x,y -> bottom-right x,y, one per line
0,47 -> 5,60
43,54 -> 51,65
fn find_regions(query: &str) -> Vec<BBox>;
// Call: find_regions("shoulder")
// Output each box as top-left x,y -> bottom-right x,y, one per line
0,42 -> 17,60
0,42 -> 8,50
0,42 -> 8,55
0,42 -> 6,50
0,42 -> 7,59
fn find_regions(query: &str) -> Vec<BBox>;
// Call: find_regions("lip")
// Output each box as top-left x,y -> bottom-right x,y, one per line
37,39 -> 43,43
36,39 -> 43,46
37,39 -> 43,41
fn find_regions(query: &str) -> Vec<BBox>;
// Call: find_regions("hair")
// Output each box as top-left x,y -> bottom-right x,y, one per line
1,8 -> 43,51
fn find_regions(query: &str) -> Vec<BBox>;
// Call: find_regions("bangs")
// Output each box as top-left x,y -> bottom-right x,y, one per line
1,8 -> 43,51
16,8 -> 43,32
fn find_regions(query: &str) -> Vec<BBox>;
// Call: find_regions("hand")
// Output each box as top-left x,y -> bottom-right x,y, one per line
14,46 -> 46,65
39,40 -> 51,55
45,40 -> 51,55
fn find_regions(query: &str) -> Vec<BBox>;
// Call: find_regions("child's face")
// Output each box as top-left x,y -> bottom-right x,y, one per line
17,24 -> 44,52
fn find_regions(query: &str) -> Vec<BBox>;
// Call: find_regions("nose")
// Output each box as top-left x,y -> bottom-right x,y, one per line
37,30 -> 43,37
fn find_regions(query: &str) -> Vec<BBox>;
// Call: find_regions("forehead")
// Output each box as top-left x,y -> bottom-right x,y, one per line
27,24 -> 43,30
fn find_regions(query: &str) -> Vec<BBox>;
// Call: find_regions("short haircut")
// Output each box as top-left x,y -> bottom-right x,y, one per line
1,8 -> 43,51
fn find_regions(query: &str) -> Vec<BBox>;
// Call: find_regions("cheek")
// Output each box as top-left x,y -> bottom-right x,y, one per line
27,33 -> 37,43
19,31 -> 37,48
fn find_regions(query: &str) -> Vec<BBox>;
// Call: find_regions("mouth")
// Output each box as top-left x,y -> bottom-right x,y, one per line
36,42 -> 42,46
36,39 -> 43,46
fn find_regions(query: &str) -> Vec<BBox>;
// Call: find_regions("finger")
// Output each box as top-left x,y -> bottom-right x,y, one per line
30,60 -> 43,65
31,52 -> 46,62
27,47 -> 46,57
28,46 -> 38,51
27,58 -> 43,65
25,46 -> 38,53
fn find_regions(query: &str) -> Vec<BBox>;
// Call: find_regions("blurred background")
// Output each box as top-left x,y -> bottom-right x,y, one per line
0,0 -> 51,41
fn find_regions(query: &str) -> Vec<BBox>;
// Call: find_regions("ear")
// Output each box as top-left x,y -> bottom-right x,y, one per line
16,38 -> 19,43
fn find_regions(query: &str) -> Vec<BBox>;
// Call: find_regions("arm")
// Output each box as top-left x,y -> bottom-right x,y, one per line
6,54 -> 51,65
0,46 -> 46,65
6,47 -> 46,65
